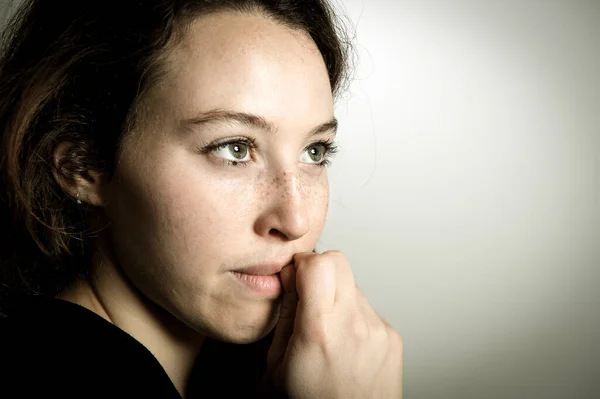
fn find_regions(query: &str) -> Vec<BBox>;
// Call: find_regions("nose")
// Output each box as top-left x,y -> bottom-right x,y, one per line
254,170 -> 310,242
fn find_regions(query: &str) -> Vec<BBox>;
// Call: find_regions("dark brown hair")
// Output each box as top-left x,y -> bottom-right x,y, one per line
0,0 -> 352,310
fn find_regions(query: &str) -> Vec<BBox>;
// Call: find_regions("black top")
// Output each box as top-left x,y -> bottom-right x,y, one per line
0,295 -> 279,398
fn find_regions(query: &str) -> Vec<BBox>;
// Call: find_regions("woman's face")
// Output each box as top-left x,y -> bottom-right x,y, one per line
103,11 -> 335,343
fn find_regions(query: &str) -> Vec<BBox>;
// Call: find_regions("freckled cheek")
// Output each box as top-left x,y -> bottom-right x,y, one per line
312,176 -> 330,224
163,170 -> 329,241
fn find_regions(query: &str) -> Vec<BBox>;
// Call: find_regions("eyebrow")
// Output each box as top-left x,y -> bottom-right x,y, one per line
181,109 -> 338,138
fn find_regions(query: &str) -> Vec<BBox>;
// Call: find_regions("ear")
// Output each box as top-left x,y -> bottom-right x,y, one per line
52,141 -> 109,208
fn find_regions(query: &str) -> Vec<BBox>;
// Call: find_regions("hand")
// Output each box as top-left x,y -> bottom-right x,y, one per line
263,250 -> 403,399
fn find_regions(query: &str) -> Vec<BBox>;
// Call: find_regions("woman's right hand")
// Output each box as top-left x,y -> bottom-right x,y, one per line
263,250 -> 403,399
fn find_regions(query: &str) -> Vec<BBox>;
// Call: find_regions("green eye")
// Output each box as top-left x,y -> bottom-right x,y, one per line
215,142 -> 249,161
300,141 -> 338,167
196,137 -> 255,167
196,137 -> 338,168
302,144 -> 326,163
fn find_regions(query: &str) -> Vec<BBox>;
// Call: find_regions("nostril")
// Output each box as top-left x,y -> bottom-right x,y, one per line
269,228 -> 288,241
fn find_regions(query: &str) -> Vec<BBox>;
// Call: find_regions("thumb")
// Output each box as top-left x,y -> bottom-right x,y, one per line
266,265 -> 298,379
280,262 -> 295,293
276,264 -> 298,327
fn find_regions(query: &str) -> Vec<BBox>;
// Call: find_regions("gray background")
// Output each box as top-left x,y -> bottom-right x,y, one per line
2,1 -> 599,398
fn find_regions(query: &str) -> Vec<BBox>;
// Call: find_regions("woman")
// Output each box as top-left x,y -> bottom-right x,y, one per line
0,0 -> 403,398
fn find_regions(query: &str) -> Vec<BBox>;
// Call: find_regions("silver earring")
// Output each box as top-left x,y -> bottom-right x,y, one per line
76,193 -> 82,204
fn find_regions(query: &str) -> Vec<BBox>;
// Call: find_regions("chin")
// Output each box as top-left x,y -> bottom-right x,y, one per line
211,305 -> 281,345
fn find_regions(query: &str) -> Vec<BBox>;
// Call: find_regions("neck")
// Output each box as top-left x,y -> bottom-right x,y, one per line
57,252 -> 205,397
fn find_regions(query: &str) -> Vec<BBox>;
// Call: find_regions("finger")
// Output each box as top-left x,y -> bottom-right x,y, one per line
292,251 -> 336,317
280,262 -> 296,293
292,251 -> 356,316
322,250 -> 357,306
355,286 -> 377,326
266,265 -> 298,371
355,285 -> 393,337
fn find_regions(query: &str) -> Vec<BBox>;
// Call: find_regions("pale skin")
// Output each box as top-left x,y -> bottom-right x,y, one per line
53,10 -> 402,399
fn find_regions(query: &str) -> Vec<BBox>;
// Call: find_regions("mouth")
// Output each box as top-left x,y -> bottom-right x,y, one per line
233,260 -> 293,276
230,270 -> 283,297
229,256 -> 294,297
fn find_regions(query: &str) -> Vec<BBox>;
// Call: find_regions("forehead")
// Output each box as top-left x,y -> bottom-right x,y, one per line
154,11 -> 333,127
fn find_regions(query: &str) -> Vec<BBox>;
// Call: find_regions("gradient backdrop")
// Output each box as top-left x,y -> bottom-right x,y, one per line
2,1 -> 599,398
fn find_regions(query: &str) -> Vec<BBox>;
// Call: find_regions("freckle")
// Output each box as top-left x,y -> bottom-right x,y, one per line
270,176 -> 279,188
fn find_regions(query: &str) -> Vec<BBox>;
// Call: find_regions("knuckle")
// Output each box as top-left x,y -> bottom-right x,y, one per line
389,327 -> 403,350
355,285 -> 368,301
323,250 -> 348,264
310,255 -> 336,270
352,318 -> 370,340
372,322 -> 389,342
323,249 -> 344,257
305,251 -> 351,274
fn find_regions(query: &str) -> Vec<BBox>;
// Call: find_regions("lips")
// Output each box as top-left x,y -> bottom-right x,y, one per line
234,260 -> 293,276
231,271 -> 283,297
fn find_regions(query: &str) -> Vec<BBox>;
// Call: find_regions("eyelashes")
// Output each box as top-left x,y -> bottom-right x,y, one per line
196,137 -> 257,167
312,140 -> 339,168
196,136 -> 339,168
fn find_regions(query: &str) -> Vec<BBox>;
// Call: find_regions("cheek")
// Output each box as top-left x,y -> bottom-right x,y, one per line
138,174 -> 241,259
311,175 -> 330,224
105,149 -> 218,270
